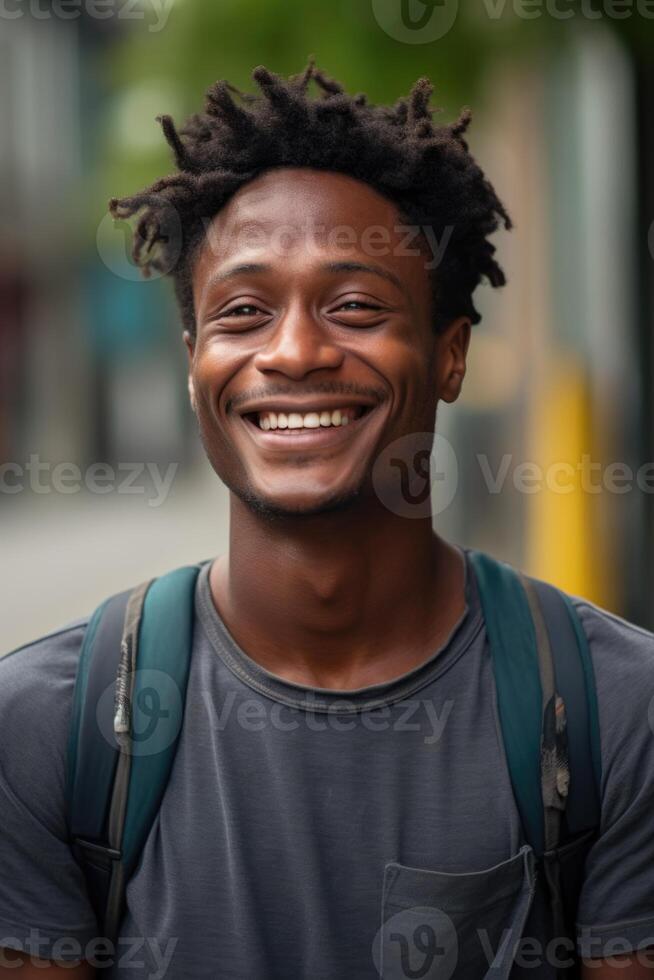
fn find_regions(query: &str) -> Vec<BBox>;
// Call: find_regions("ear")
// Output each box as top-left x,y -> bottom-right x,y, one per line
183,330 -> 197,413
435,316 -> 471,404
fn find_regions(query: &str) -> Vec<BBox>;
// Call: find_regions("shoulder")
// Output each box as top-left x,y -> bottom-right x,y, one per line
0,617 -> 90,751
568,592 -> 654,701
0,618 -> 90,838
0,616 -> 90,708
566,593 -> 654,792
0,619 -> 103,948
560,597 -> 654,948
570,591 -> 653,655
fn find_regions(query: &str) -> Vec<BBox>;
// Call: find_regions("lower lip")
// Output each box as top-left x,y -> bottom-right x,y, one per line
238,410 -> 377,450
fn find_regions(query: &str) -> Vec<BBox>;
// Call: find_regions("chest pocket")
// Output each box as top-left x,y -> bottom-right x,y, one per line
377,846 -> 537,980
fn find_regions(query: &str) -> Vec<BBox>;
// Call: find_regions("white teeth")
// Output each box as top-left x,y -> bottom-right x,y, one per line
255,407 -> 363,430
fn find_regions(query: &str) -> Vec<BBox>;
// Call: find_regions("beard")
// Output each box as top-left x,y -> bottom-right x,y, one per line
228,473 -> 367,522
195,408 -> 373,522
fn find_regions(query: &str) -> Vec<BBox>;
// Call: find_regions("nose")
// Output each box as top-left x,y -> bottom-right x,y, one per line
252,302 -> 344,380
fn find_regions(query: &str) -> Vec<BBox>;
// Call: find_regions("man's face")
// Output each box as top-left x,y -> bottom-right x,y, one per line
187,167 -> 468,517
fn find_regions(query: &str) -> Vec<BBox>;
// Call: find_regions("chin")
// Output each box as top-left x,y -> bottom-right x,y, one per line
235,481 -> 366,520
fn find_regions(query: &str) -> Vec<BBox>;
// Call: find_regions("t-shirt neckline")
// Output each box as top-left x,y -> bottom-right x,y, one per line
196,545 -> 484,713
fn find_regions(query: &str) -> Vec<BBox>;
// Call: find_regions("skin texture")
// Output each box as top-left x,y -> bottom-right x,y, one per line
2,168 -> 645,977
184,167 -> 653,975
582,958 -> 654,978
0,167 -> 467,978
186,167 -> 471,689
0,948 -> 95,976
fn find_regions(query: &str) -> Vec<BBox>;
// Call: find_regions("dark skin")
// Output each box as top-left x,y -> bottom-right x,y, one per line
186,167 -> 470,690
1,168 -> 648,977
188,166 -> 652,978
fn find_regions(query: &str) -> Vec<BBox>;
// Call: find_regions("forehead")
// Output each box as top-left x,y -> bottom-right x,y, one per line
192,167 -> 430,290
214,167 -> 401,231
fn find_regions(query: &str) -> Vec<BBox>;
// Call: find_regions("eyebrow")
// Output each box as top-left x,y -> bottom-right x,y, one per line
205,263 -> 271,288
323,261 -> 406,294
204,260 -> 406,294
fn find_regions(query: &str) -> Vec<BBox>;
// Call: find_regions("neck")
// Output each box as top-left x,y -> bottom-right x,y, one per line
209,493 -> 466,689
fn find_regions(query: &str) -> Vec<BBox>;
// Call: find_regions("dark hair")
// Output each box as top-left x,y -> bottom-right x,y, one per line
110,61 -> 512,336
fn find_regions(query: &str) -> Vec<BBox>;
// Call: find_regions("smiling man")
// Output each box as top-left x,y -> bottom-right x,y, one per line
1,64 -> 653,979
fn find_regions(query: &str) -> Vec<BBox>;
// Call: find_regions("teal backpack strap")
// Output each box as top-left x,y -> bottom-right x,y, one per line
524,576 -> 601,834
522,571 -> 601,966
66,563 -> 204,948
469,550 -> 601,969
468,550 -> 547,855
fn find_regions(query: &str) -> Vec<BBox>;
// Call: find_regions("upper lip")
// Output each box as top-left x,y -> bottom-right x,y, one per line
234,398 -> 379,416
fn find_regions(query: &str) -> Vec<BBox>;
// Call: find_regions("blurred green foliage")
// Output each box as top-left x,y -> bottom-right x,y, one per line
91,0 -> 652,233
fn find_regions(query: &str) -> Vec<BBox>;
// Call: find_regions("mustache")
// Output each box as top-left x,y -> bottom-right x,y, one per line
226,381 -> 387,413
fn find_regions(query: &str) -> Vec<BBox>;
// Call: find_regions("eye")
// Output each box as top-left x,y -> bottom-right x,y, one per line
328,297 -> 388,327
210,302 -> 271,332
223,303 -> 265,317
336,300 -> 382,311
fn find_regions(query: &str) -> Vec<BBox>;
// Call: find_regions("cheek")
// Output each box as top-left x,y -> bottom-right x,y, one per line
371,333 -> 435,413
192,342 -> 241,416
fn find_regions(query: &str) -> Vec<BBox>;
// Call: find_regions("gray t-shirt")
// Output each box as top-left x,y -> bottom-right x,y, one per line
1,547 -> 653,979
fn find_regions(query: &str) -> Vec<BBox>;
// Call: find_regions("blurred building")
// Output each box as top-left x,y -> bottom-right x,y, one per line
444,26 -> 653,629
1,6 -> 652,649
0,5 -> 192,472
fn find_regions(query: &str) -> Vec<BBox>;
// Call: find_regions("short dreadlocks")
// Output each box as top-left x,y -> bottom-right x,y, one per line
110,61 -> 512,336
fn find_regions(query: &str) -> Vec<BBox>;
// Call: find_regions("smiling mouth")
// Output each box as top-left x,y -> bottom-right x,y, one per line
242,404 -> 372,433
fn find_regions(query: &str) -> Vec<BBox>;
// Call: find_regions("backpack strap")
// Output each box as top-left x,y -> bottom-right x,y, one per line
468,550 -> 601,964
521,572 -> 601,968
521,576 -> 601,838
66,563 -> 204,947
468,550 -> 601,851
468,550 -> 548,854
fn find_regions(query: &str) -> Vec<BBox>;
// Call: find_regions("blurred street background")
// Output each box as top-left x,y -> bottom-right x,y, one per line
1,0 -> 654,651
